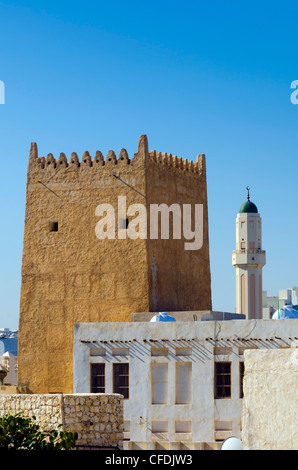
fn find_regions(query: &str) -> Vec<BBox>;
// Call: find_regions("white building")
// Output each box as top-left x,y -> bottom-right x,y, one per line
232,188 -> 266,319
0,352 -> 17,386
73,315 -> 298,450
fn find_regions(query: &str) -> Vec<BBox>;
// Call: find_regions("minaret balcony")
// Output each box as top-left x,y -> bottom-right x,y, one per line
232,249 -> 266,267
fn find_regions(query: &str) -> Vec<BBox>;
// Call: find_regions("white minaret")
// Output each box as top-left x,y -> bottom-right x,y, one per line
232,187 -> 266,319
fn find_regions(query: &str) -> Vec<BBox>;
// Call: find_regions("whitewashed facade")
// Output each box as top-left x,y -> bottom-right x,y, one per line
73,318 -> 298,449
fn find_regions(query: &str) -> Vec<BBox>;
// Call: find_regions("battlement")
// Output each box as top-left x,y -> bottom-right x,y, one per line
148,150 -> 205,176
28,135 -> 206,177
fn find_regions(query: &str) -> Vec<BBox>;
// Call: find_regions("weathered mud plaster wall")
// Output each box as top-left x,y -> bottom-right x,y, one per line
242,348 -> 298,450
0,393 -> 123,449
18,134 -> 211,394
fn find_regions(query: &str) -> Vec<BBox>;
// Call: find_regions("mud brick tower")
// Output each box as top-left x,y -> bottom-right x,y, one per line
18,135 -> 212,393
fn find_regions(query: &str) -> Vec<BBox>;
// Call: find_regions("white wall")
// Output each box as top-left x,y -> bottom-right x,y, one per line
243,348 -> 298,449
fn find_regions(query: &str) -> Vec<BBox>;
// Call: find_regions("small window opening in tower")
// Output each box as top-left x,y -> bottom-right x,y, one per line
125,218 -> 129,229
49,221 -> 58,232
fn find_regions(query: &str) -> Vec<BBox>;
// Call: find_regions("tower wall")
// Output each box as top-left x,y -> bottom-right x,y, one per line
145,150 -> 212,311
18,135 -> 211,393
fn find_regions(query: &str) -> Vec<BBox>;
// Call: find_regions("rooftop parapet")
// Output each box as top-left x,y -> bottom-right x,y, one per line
28,134 -> 206,177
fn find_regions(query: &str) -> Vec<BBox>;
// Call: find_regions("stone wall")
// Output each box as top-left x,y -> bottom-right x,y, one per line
242,348 -> 298,450
0,393 -> 123,449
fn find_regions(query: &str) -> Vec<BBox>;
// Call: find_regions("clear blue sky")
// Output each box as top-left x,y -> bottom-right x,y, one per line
0,0 -> 298,330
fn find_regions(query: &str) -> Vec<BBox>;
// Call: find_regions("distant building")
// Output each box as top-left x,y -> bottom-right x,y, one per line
0,329 -> 18,356
263,287 -> 298,319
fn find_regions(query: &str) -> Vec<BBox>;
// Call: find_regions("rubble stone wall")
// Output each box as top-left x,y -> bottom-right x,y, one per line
0,393 -> 123,449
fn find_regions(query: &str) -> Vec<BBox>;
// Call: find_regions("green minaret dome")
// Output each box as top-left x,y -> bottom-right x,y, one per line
239,186 -> 258,213
239,200 -> 258,213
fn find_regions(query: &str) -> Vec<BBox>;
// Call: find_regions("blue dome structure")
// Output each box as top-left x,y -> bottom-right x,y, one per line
272,305 -> 298,319
150,312 -> 176,322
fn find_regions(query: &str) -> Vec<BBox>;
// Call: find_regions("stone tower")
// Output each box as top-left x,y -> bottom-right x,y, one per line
18,135 -> 212,393
232,188 -> 266,319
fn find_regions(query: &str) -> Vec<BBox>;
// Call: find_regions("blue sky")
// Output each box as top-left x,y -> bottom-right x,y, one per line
0,0 -> 298,330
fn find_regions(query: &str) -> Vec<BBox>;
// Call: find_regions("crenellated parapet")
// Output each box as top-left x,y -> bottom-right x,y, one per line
32,148 -> 132,169
28,134 -> 206,178
148,150 -> 206,176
